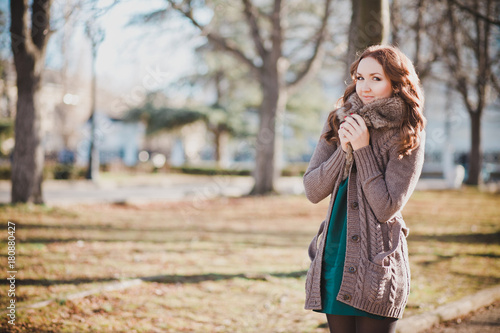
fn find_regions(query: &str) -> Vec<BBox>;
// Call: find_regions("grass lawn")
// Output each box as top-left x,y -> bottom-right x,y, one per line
0,187 -> 499,332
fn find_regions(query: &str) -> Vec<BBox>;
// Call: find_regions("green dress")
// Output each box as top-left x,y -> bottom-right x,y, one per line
315,178 -> 384,319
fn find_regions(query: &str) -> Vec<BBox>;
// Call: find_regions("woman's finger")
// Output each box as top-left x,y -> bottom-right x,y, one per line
349,114 -> 368,130
343,115 -> 370,150
342,118 -> 361,136
338,128 -> 350,141
343,117 -> 359,130
339,123 -> 350,135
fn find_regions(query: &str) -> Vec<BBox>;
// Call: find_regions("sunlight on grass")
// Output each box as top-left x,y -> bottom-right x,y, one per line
0,188 -> 498,332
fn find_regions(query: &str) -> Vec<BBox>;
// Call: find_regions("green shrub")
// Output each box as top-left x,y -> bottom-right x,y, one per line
171,166 -> 251,176
53,164 -> 75,180
0,165 -> 11,180
170,164 -> 308,177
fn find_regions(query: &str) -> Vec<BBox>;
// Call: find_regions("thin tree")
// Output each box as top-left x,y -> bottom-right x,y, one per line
84,19 -> 104,181
10,0 -> 53,204
439,0 -> 499,185
161,0 -> 333,195
54,0 -> 85,153
391,0 -> 443,79
172,45 -> 253,169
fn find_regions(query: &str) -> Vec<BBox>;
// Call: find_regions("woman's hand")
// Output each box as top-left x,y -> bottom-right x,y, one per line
338,114 -> 370,151
338,123 -> 350,152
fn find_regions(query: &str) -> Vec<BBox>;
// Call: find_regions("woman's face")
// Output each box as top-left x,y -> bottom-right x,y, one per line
355,56 -> 393,105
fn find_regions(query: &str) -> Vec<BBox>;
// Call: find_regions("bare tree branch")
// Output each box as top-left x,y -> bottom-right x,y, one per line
476,0 -> 493,113
416,52 -> 439,79
450,0 -> 500,27
269,0 -> 283,63
256,6 -> 272,21
10,0 -> 29,55
31,0 -> 53,51
456,21 -> 477,50
285,38 -> 317,62
446,0 -> 474,113
390,0 -> 403,45
93,0 -> 120,19
242,0 -> 267,59
428,0 -> 496,185
413,0 -> 425,70
286,0 -> 332,95
167,0 -> 259,75
490,72 -> 500,95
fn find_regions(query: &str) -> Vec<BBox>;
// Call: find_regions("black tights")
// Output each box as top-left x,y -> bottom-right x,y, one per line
326,314 -> 398,333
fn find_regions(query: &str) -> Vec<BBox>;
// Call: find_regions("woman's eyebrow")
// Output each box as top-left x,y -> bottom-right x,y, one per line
357,72 -> 383,76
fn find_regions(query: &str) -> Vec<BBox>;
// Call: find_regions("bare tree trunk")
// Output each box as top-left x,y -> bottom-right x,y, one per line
10,0 -> 52,204
11,69 -> 45,204
390,0 -> 402,45
467,111 -> 482,184
252,68 -> 279,194
214,128 -> 230,169
212,70 -> 231,169
346,0 -> 360,77
85,21 -> 104,181
273,84 -> 288,183
414,0 -> 425,72
346,0 -> 390,71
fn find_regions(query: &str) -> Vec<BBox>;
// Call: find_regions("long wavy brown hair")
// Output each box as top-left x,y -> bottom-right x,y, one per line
323,45 -> 426,158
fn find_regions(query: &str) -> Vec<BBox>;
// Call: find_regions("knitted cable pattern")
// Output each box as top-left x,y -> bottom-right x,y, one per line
354,211 -> 369,301
388,249 -> 398,304
336,93 -> 405,180
387,224 -> 397,303
303,99 -> 425,317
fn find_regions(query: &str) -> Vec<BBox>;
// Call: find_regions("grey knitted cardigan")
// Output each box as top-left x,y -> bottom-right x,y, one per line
303,93 -> 425,318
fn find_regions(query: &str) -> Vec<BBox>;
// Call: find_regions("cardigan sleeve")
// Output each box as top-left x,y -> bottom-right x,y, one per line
303,118 -> 346,204
353,130 -> 426,222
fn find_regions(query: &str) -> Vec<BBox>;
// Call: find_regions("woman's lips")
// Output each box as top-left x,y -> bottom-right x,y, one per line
361,95 -> 375,102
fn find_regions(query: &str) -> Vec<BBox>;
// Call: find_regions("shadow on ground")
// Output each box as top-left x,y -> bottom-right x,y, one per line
14,270 -> 308,287
408,231 -> 500,244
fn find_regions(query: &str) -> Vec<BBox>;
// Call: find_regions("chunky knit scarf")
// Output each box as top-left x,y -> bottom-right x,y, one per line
337,93 -> 405,180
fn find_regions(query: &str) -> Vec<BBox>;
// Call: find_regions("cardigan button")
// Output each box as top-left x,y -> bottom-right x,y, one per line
351,202 -> 359,209
348,266 -> 357,273
351,235 -> 360,242
343,294 -> 352,301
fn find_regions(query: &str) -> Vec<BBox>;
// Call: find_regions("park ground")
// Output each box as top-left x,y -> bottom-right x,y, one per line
0,185 -> 499,332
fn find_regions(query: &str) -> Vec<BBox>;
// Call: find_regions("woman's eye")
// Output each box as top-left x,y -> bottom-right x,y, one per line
356,76 -> 364,80
373,77 -> 382,81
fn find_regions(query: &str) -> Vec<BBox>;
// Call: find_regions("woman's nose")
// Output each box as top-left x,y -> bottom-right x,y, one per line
360,81 -> 371,92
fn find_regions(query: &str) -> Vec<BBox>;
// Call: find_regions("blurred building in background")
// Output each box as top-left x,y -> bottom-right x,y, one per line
76,111 -> 145,167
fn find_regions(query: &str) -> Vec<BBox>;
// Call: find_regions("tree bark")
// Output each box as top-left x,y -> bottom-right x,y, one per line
85,21 -> 104,181
85,49 -> 100,181
214,128 -> 230,169
251,66 -> 280,194
346,0 -> 390,73
467,111 -> 482,185
389,0 -> 402,46
11,63 -> 45,204
414,0 -> 425,72
10,0 -> 52,204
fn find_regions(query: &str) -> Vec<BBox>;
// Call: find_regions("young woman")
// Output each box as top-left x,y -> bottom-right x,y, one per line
303,45 -> 426,333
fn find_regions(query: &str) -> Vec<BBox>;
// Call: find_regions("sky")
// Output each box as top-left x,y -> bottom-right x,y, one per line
45,0 -> 206,94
